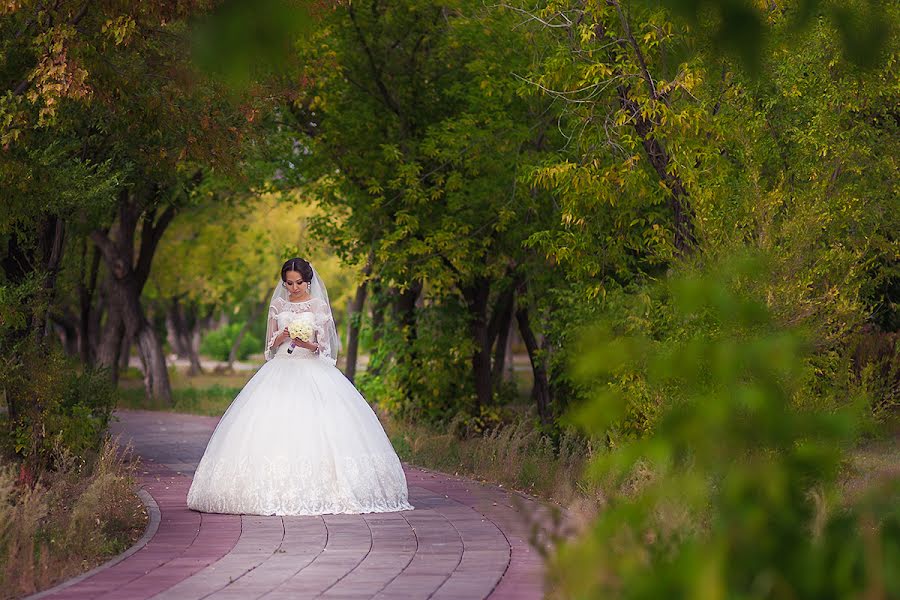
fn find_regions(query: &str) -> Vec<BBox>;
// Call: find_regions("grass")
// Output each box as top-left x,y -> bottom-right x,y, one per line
0,439 -> 147,599
382,415 -> 594,509
117,368 -> 251,416
841,431 -> 900,505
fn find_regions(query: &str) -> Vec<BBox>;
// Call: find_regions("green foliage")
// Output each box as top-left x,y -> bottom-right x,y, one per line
452,405 -> 506,439
294,0 -> 562,415
510,0 -> 899,431
0,343 -> 116,471
190,0 -> 314,91
0,277 -> 40,331
360,300 -> 473,422
641,0 -> 895,72
553,257 -> 899,599
199,323 -> 260,362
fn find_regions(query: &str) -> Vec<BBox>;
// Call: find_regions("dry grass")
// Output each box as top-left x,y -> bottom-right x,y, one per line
382,412 -> 599,510
0,439 -> 147,599
841,432 -> 900,505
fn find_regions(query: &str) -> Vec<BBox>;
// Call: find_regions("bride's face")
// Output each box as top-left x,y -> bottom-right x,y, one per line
283,271 -> 308,296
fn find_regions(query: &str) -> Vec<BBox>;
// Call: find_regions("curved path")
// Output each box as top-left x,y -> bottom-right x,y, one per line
32,410 -> 561,600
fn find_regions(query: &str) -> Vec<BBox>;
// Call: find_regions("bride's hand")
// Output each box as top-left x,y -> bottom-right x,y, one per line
293,339 -> 319,353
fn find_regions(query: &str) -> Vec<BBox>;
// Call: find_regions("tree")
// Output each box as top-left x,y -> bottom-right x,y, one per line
2,1 -> 252,403
290,0 -> 565,424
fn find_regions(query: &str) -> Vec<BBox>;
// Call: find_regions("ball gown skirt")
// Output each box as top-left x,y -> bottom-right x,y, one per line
186,346 -> 414,516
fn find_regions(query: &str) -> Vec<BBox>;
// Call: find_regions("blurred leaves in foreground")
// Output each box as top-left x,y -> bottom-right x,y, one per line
642,0 -> 895,73
189,0 -> 317,90
554,255 -> 899,599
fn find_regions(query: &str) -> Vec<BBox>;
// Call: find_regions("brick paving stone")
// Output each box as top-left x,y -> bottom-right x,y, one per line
29,410 -> 564,600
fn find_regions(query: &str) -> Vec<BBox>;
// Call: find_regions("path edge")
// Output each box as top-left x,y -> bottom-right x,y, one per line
24,486 -> 162,600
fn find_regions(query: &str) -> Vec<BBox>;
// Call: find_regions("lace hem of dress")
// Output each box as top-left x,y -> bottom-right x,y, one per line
187,452 -> 413,516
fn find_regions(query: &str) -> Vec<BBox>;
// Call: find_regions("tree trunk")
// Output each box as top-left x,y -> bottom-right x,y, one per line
166,298 -> 190,358
91,192 -> 178,403
190,329 -> 203,373
370,279 -> 386,344
135,325 -> 170,404
49,310 -> 79,355
123,285 -> 171,402
191,308 -> 210,368
391,281 -> 422,402
344,261 -> 372,382
181,301 -> 203,375
367,279 -> 388,377
344,283 -> 368,381
33,215 -> 66,342
166,296 -> 201,376
119,333 -> 131,370
462,278 -> 493,413
618,85 -> 696,254
87,302 -> 102,365
99,271 -> 170,400
516,298 -> 552,427
78,238 -> 102,366
97,303 -> 126,385
488,286 -> 515,388
393,283 -> 421,341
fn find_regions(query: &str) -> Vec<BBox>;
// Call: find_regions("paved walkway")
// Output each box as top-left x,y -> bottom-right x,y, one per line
32,410 -> 561,599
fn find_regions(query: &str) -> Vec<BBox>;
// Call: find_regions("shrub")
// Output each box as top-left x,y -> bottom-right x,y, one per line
551,256 -> 900,599
359,299 -> 474,425
0,439 -> 146,598
0,343 -> 116,477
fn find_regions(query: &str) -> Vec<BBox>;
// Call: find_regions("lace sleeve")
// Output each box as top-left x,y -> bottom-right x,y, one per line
264,300 -> 282,361
311,298 -> 339,366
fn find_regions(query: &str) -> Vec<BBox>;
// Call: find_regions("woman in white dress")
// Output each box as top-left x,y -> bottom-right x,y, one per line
187,258 -> 413,516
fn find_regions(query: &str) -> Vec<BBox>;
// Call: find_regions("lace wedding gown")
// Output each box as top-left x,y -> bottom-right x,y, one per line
186,296 -> 413,516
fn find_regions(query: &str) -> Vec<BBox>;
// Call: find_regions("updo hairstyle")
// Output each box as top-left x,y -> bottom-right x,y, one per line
281,257 -> 313,284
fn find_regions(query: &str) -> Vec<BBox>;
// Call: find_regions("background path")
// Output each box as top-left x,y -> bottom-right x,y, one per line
31,410 -> 561,600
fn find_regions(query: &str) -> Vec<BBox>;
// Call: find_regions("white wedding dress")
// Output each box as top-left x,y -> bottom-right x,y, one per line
186,295 -> 413,516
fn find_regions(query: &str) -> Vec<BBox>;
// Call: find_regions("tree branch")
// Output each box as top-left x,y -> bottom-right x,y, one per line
135,203 -> 177,289
346,2 -> 403,118
88,229 -> 118,267
610,0 -> 658,100
12,0 -> 94,96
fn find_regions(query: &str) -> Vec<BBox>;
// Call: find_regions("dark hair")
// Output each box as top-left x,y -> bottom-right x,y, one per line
281,257 -> 313,283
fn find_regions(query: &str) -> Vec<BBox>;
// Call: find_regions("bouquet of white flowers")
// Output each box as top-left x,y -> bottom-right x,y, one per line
286,313 -> 315,354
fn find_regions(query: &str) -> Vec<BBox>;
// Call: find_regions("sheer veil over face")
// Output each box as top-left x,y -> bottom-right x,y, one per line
264,263 -> 341,365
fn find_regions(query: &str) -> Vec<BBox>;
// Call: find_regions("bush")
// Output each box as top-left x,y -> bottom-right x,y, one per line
199,322 -> 260,361
551,256 -> 900,599
359,299 -> 474,425
0,439 -> 146,598
0,343 -> 116,477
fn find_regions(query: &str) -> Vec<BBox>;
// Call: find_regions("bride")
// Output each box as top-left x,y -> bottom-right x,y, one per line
187,258 -> 414,516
